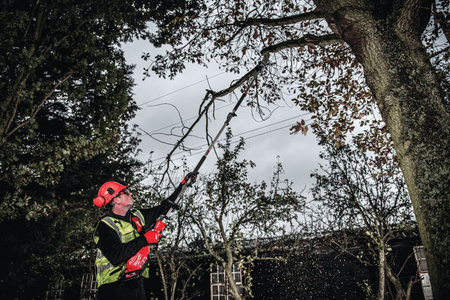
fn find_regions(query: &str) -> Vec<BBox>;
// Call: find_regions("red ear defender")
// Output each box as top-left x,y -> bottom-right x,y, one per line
93,195 -> 106,207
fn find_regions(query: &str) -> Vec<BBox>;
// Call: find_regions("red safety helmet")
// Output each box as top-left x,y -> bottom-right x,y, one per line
93,181 -> 129,207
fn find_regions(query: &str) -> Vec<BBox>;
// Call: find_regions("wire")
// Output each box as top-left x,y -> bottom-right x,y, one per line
151,116 -> 313,163
148,112 -> 309,157
143,103 -> 234,135
136,71 -> 227,108
140,105 -> 309,136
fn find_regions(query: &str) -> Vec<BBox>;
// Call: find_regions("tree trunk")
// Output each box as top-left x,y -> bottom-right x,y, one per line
386,263 -> 406,300
378,248 -> 386,300
314,1 -> 450,299
155,251 -> 170,300
225,245 -> 242,300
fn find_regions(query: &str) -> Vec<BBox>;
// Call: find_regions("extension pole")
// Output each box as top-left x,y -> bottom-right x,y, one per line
163,54 -> 270,218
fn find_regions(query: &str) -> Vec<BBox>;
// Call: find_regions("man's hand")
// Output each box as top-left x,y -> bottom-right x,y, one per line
144,230 -> 161,244
163,172 -> 199,211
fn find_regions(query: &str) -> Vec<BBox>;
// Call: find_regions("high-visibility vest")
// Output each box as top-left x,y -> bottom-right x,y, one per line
93,210 -> 149,287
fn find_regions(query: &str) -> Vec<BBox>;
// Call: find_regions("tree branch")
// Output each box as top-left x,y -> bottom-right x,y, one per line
396,0 -> 432,36
161,60 -> 269,179
236,10 -> 324,27
160,91 -> 216,181
261,33 -> 342,55
209,59 -> 269,98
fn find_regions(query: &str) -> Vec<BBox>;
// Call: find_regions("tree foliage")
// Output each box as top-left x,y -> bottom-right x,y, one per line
0,1 -> 169,298
146,0 -> 376,146
0,0 -> 149,219
153,213 -> 208,300
144,1 -> 450,297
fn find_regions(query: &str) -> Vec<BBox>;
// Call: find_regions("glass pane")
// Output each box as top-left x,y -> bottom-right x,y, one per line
212,274 -> 218,284
213,286 -> 218,295
234,273 -> 241,282
219,274 -> 225,283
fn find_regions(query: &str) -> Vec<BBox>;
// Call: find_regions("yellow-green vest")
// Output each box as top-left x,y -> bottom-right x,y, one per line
93,210 -> 149,287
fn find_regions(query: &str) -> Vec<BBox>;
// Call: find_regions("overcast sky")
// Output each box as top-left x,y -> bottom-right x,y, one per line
122,40 -> 324,199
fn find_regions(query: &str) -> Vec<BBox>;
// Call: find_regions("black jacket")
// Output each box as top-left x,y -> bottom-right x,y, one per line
95,204 -> 170,266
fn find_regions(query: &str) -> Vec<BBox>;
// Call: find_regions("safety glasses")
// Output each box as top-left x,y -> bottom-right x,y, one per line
115,188 -> 130,198
119,189 -> 130,196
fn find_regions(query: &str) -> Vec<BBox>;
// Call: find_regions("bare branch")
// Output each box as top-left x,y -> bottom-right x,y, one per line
160,60 -> 270,180
160,91 -> 216,181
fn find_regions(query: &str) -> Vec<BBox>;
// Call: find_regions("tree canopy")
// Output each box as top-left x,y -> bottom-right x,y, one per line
0,0 -> 149,218
0,1 -> 172,298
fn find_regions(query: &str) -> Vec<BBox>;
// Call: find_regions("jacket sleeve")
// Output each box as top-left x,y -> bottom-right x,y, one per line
140,205 -> 170,228
140,183 -> 184,226
95,221 -> 147,266
139,183 -> 185,229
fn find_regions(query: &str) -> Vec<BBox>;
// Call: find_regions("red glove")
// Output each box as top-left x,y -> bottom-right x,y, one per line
144,230 -> 161,244
154,220 -> 166,233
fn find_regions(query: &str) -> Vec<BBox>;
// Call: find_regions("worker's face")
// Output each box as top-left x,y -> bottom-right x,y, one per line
115,189 -> 134,209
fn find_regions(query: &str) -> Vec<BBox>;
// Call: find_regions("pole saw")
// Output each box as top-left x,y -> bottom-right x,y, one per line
122,54 -> 270,280
160,53 -> 270,220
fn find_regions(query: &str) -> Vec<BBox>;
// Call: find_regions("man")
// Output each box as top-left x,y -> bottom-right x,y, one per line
92,173 -> 196,300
